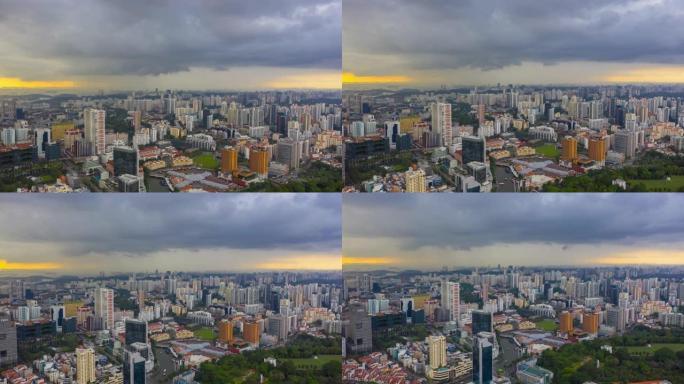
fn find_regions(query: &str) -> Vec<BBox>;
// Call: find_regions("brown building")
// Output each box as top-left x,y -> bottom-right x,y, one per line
559,311 -> 573,335
248,147 -> 269,176
243,321 -> 260,345
588,137 -> 606,163
220,147 -> 238,174
582,312 -> 599,334
218,320 -> 234,343
561,136 -> 578,162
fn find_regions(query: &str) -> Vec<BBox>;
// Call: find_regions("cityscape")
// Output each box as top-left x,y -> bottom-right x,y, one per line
0,194 -> 343,384
342,0 -> 684,193
342,194 -> 684,383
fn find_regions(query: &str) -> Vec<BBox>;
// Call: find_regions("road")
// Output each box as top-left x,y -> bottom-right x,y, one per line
148,345 -> 177,384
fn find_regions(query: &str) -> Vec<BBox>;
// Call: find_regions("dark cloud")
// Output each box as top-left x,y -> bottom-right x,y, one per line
343,194 -> 684,251
0,0 -> 341,78
0,194 -> 341,257
344,0 -> 684,71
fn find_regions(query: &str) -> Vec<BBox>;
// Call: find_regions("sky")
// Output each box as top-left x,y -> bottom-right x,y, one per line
0,0 -> 341,91
0,194 -> 341,275
343,0 -> 684,88
343,194 -> 684,270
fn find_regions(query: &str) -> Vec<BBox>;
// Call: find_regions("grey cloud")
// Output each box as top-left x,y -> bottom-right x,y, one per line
343,194 -> 684,251
0,194 -> 341,257
343,0 -> 684,72
0,0 -> 341,78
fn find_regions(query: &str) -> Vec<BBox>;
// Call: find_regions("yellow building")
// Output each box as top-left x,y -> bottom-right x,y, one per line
51,121 -> 75,141
76,347 -> 96,384
65,300 -> 82,318
559,311 -> 573,335
218,320 -> 234,343
400,116 -> 421,134
561,136 -> 578,162
243,321 -> 260,345
428,335 -> 446,369
582,312 -> 599,334
248,147 -> 269,176
221,147 -> 239,174
405,167 -> 426,192
588,137 -> 606,163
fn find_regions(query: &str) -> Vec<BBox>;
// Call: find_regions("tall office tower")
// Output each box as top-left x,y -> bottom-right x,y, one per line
471,310 -> 493,335
625,112 -> 638,131
0,320 -> 17,366
76,347 -> 96,384
477,104 -> 486,125
51,305 -> 65,332
440,279 -> 460,323
607,306 -> 626,333
277,138 -> 301,170
132,110 -> 142,132
344,302 -> 372,354
405,167 -> 426,192
243,321 -> 260,345
431,102 -> 453,147
614,130 -> 636,159
113,147 -> 139,177
248,147 -> 269,176
10,280 -> 25,301
125,319 -> 148,347
561,136 -> 578,162
582,312 -> 599,334
462,136 -> 486,165
559,311 -> 573,335
123,349 -> 146,384
588,137 -> 606,164
473,333 -> 494,384
220,146 -> 238,174
218,320 -> 234,343
267,314 -> 289,340
350,121 -> 365,137
428,335 -> 447,369
385,121 -> 400,149
84,108 -> 106,156
94,288 -> 114,330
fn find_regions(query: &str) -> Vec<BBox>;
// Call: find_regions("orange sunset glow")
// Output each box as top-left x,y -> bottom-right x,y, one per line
0,77 -> 77,89
342,72 -> 412,85
0,259 -> 63,270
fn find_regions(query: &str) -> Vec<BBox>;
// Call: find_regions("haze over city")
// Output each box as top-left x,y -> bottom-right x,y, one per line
343,194 -> 684,270
0,0 -> 342,91
343,0 -> 684,87
0,194 -> 342,275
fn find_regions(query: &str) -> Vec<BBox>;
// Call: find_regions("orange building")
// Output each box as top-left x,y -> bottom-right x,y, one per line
218,320 -> 234,343
243,321 -> 260,344
248,147 -> 269,176
582,312 -> 599,334
220,147 -> 238,174
559,311 -> 573,335
588,137 -> 606,163
561,136 -> 578,162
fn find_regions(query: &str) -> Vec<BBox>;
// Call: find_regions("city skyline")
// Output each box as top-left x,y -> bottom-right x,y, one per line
0,0 -> 341,91
343,194 -> 684,270
343,0 -> 684,87
0,194 -> 341,275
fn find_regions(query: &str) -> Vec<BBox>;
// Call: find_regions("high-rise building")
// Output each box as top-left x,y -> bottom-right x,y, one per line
559,311 -> 573,335
76,347 -> 96,384
561,136 -> 578,162
477,104 -> 486,125
588,137 -> 606,163
84,108 -> 106,156
440,279 -> 460,323
462,136 -> 486,165
123,349 -> 146,384
428,335 -> 447,369
277,138 -> 301,170
113,147 -> 139,177
607,306 -> 626,333
582,312 -> 599,334
471,310 -> 493,335
344,302 -> 372,354
125,319 -> 148,347
614,130 -> 636,159
431,102 -> 452,147
243,321 -> 260,345
474,333 -> 494,384
94,288 -> 114,330
220,147 -> 238,174
405,167 -> 426,192
0,320 -> 17,366
248,147 -> 269,176
218,320 -> 234,343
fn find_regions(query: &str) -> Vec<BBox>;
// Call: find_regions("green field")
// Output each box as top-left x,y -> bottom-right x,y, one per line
535,144 -> 560,159
628,175 -> 684,191
535,319 -> 558,331
282,355 -> 341,370
625,343 -> 684,356
193,152 -> 219,170
194,327 -> 215,341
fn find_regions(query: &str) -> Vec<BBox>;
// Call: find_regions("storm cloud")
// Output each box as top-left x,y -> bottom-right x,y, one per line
0,194 -> 341,272
343,194 -> 684,268
343,0 -> 684,84
0,0 -> 341,88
